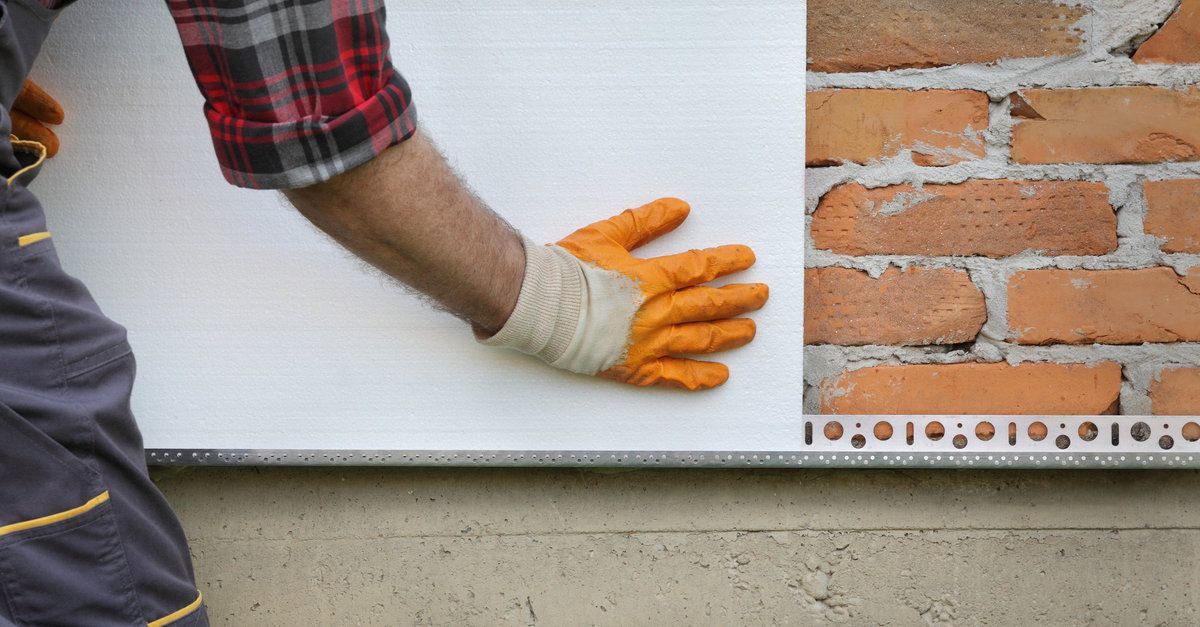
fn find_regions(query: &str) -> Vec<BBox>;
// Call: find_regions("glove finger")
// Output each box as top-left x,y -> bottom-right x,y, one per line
14,80 -> 65,125
10,110 -> 60,157
639,284 -> 767,325
562,198 -> 690,252
627,357 -> 730,391
646,244 -> 755,291
660,318 -> 756,356
651,283 -> 768,325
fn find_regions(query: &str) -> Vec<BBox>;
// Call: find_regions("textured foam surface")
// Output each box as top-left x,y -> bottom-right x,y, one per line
34,1 -> 805,450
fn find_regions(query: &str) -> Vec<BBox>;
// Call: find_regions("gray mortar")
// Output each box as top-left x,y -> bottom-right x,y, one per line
804,0 -> 1200,414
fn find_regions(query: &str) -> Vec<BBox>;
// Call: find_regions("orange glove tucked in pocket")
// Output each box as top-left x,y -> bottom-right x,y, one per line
9,80 -> 64,157
481,198 -> 768,390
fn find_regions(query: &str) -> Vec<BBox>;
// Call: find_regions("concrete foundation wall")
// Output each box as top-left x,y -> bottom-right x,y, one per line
156,467 -> 1200,624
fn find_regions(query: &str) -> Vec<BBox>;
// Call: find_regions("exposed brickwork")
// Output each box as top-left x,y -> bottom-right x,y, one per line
805,267 -> 985,346
819,362 -> 1122,415
806,2 -> 1200,416
1144,179 -> 1200,253
1151,367 -> 1200,415
1011,87 -> 1200,165
1133,0 -> 1200,64
1008,268 -> 1200,344
808,0 -> 1086,72
807,89 -> 987,167
811,180 -> 1116,257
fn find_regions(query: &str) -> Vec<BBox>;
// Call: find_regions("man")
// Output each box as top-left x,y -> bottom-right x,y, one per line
0,0 -> 767,624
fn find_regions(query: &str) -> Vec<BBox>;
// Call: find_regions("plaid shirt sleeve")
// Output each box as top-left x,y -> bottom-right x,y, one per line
165,0 -> 417,189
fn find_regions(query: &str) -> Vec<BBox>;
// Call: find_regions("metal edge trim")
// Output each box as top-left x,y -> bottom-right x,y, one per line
145,449 -> 1198,469
146,415 -> 1200,469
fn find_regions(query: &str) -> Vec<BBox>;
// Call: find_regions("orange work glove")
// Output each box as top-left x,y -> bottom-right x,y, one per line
481,198 -> 768,390
9,80 -> 64,157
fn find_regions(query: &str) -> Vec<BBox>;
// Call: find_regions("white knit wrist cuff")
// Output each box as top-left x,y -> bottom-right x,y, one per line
478,236 -> 583,364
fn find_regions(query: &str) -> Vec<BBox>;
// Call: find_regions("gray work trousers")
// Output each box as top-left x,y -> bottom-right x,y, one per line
0,1 -> 207,624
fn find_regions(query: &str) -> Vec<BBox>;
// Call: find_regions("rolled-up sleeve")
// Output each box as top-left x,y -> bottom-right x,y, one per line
165,0 -> 417,189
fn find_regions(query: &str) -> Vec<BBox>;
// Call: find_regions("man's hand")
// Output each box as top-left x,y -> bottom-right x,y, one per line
9,80 -> 64,156
484,199 -> 768,390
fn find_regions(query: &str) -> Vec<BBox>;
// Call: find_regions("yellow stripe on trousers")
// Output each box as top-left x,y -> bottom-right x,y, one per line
148,591 -> 204,627
17,231 -> 50,247
0,491 -> 110,537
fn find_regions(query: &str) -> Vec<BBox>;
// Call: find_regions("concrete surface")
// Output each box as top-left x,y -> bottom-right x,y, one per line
154,467 -> 1200,624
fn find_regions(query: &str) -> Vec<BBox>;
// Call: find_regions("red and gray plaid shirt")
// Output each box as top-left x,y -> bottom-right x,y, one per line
164,0 -> 417,189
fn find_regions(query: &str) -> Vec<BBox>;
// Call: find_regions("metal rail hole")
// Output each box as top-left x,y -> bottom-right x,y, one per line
824,421 -> 843,441
1028,421 -> 1047,442
804,421 -> 813,445
1078,421 -> 1098,442
1008,422 -> 1017,446
906,422 -> 914,445
1184,422 -> 1200,442
1112,422 -> 1120,445
874,421 -> 893,441
976,421 -> 995,442
1131,421 -> 1151,442
925,421 -> 945,441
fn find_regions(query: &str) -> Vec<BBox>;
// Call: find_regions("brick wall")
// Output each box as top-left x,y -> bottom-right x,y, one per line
805,0 -> 1200,416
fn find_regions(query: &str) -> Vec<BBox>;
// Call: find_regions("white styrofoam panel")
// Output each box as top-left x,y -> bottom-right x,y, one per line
33,0 -> 805,450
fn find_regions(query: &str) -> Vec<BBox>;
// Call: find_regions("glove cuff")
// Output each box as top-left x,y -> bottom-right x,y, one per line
478,236 -> 582,364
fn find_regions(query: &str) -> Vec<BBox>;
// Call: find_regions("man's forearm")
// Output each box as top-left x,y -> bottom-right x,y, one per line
283,131 -> 525,336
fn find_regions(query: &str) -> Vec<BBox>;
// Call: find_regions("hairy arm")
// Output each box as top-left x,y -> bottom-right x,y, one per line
284,131 -> 765,391
283,131 -> 525,336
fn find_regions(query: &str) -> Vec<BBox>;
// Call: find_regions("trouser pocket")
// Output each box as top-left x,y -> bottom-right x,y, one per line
4,137 -> 45,189
0,494 -> 143,626
15,233 -> 129,375
0,174 -> 129,393
0,400 -> 144,626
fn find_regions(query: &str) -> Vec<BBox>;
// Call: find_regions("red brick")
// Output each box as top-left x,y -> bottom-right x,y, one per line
811,180 -> 1116,257
1151,368 -> 1200,415
807,89 -> 988,167
1133,0 -> 1200,64
809,0 -> 1086,72
1011,87 -> 1200,164
1144,179 -> 1200,253
805,267 -> 985,346
1008,268 -> 1200,344
819,362 -> 1122,415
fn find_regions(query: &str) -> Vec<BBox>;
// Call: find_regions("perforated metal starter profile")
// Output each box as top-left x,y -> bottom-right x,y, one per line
146,415 -> 1200,468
